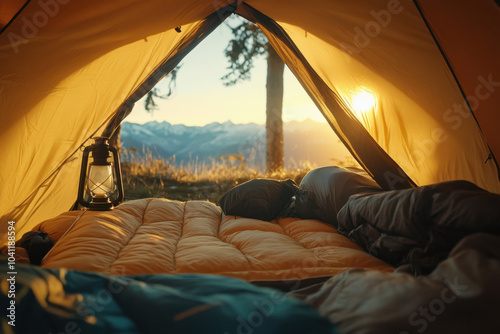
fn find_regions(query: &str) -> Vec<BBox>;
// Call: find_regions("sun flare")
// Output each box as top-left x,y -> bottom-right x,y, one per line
351,90 -> 377,115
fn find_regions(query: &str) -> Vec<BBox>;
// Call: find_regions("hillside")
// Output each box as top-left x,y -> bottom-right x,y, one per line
120,119 -> 354,169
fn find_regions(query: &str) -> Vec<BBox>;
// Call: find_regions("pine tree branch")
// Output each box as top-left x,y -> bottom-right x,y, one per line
221,19 -> 268,86
144,65 -> 182,113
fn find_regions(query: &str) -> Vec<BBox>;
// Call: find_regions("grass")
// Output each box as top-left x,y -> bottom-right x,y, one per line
120,148 -> 315,203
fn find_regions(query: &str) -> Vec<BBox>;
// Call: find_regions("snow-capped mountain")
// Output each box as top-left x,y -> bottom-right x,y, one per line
120,119 -> 352,168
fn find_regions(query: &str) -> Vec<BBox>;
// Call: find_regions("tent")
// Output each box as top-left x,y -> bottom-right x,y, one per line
1,0 -> 499,244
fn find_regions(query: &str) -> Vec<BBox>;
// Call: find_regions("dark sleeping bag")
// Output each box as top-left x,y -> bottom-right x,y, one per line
17,231 -> 54,265
289,233 -> 500,334
218,178 -> 299,221
336,180 -> 500,275
294,166 -> 382,227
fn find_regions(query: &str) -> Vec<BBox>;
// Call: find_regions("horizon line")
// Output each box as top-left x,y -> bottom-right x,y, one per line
123,117 -> 327,127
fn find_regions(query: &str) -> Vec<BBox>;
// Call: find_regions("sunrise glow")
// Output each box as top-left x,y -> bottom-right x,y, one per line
351,89 -> 377,117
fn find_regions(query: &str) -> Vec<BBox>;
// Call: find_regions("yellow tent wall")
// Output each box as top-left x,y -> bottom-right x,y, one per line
417,0 -> 500,166
1,0 -> 499,244
241,0 -> 499,190
0,0 -> 232,243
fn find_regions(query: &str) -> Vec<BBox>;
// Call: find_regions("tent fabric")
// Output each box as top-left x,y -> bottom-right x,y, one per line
0,0 -> 235,243
1,0 -> 499,244
34,198 -> 394,280
415,0 -> 500,165
0,0 -> 28,30
242,0 -> 499,190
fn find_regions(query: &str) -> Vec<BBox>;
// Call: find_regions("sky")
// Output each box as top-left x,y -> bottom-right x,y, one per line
125,16 -> 326,126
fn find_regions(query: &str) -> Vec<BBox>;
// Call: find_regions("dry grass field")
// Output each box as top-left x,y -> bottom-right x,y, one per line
120,149 -> 315,203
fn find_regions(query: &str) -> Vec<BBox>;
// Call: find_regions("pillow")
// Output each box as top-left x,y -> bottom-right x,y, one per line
218,178 -> 298,221
294,166 -> 382,227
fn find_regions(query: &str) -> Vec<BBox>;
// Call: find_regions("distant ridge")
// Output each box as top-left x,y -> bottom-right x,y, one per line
120,119 -> 352,169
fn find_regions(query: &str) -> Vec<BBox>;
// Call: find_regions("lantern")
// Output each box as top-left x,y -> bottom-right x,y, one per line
77,138 -> 124,210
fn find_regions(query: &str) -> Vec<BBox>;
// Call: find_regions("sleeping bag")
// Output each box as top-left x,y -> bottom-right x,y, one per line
295,167 -> 382,227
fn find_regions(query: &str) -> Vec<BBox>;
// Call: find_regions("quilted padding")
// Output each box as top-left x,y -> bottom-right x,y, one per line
37,198 -> 393,280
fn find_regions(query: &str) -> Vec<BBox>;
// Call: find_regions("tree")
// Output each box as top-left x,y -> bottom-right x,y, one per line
222,19 -> 285,173
144,65 -> 181,113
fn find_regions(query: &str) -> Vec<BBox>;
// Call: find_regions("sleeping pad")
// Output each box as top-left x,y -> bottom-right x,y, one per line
32,198 -> 393,281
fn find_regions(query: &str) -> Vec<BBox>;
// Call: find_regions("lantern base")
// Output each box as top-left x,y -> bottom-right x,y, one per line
88,197 -> 113,211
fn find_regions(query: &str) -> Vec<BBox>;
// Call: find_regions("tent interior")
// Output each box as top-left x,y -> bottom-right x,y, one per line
1,0 -> 500,333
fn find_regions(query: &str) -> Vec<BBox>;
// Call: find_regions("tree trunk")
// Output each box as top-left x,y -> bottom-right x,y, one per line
265,44 -> 285,173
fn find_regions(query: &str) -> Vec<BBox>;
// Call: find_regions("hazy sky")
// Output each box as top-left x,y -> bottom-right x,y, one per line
125,16 -> 326,126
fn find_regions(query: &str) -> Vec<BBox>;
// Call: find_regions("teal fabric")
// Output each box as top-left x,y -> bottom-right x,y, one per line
1,260 -> 337,334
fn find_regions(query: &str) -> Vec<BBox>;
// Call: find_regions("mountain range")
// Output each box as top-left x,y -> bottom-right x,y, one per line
120,119 -> 352,169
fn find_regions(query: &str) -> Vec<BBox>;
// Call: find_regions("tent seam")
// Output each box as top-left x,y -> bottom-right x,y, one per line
0,0 -> 31,35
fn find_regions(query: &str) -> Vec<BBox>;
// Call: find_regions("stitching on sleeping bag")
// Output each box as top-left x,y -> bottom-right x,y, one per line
171,201 -> 186,273
232,238 -> 253,268
110,198 -> 152,274
218,216 -> 253,268
216,207 -> 221,238
278,219 -> 324,265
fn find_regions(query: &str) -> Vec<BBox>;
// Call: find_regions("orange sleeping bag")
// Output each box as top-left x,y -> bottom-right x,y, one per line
36,198 -> 393,281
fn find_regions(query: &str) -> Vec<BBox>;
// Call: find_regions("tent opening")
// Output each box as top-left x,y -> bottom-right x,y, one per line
116,15 -> 358,202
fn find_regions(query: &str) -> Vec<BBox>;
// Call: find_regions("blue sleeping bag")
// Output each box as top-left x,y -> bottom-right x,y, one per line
0,258 -> 336,334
